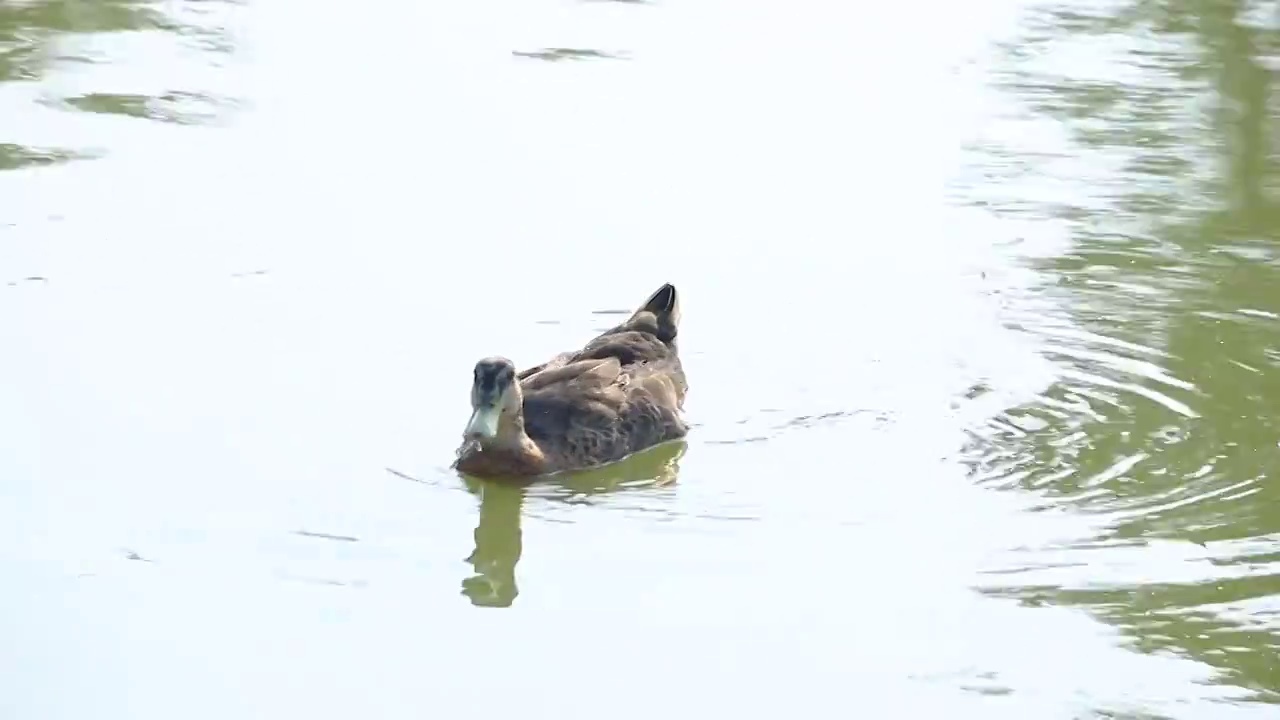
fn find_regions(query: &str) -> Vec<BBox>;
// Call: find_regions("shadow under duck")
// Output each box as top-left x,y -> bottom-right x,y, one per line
453,283 -> 688,479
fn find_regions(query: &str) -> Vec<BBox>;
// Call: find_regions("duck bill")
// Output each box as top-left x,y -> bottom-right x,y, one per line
464,404 -> 502,440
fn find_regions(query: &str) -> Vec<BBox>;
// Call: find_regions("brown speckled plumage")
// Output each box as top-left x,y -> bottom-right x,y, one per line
454,283 -> 688,479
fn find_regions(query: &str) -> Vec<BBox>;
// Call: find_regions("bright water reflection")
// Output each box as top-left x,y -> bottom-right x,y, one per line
2,0 -> 1279,717
957,0 -> 1280,706
457,440 -> 686,608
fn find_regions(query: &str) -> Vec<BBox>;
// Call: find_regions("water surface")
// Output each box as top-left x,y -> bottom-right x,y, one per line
2,0 -> 1278,717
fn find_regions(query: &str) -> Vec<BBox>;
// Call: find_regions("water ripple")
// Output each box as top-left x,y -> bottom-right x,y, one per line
955,0 -> 1280,703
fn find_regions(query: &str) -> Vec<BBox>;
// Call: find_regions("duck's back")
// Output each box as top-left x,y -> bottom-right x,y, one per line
514,283 -> 687,470
521,356 -> 687,470
575,333 -> 685,403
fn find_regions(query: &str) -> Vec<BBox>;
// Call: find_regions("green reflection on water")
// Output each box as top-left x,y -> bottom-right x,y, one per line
459,441 -> 686,608
0,0 -> 172,81
0,141 -> 101,170
0,0 -> 234,170
56,90 -> 236,125
968,0 -> 1280,703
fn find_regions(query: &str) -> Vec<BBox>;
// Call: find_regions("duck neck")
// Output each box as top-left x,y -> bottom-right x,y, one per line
490,409 -> 537,455
458,414 -> 547,476
457,381 -> 551,476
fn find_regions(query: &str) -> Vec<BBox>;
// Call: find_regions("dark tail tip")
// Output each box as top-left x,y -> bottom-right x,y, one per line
640,283 -> 677,316
632,283 -> 680,340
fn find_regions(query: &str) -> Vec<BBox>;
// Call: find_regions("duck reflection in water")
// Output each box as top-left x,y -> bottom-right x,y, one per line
458,440 -> 687,608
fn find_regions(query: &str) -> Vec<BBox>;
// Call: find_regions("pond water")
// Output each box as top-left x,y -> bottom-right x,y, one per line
2,0 -> 1278,717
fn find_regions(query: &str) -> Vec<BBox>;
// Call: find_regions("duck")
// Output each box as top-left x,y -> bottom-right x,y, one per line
453,283 -> 688,479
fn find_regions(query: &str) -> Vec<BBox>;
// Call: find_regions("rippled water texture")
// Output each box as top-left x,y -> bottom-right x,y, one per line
3,0 -> 1279,717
